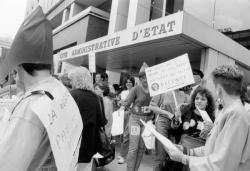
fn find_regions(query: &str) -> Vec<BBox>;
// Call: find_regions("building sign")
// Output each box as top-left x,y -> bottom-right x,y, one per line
145,54 -> 194,97
59,12 -> 183,61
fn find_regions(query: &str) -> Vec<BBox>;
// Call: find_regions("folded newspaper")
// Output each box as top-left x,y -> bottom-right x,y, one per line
140,119 -> 178,152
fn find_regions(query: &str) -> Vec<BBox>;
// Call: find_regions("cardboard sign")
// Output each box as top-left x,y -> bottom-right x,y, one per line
31,81 -> 83,171
145,54 -> 194,96
88,53 -> 96,73
61,62 -> 78,75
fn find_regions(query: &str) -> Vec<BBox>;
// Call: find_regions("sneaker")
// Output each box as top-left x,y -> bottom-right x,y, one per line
117,156 -> 125,164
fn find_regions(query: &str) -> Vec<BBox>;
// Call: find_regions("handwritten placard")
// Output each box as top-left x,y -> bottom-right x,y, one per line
31,80 -> 83,171
145,54 -> 194,96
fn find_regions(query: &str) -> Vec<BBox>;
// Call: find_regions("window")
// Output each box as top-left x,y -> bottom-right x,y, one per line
165,0 -> 183,16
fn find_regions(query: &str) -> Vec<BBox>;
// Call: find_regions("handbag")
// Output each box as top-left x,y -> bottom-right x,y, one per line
179,134 -> 205,149
142,120 -> 155,150
111,108 -> 124,136
95,127 -> 115,166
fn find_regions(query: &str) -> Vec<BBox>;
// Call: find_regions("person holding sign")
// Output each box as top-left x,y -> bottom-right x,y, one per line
0,7 -> 82,171
149,90 -> 188,171
123,62 -> 153,171
165,65 -> 250,171
171,88 -> 215,143
170,88 -> 215,170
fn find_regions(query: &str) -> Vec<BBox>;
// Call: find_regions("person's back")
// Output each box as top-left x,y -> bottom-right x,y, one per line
0,7 -> 82,170
70,89 -> 100,163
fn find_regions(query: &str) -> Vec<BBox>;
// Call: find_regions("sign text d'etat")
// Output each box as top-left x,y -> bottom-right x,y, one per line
132,20 -> 176,41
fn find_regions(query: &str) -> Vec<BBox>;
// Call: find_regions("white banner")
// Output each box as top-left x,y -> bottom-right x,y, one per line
145,54 -> 194,96
31,83 -> 83,171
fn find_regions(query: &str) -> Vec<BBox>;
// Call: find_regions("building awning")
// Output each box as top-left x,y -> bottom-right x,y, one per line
58,11 -> 250,71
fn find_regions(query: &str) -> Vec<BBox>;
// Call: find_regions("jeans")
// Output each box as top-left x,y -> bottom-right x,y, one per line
126,114 -> 153,171
120,110 -> 130,158
154,115 -> 171,171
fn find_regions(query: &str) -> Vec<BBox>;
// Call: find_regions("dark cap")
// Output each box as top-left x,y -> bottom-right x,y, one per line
0,6 -> 53,81
192,69 -> 204,78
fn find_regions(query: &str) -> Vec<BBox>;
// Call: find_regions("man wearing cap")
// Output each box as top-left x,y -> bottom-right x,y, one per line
123,62 -> 154,171
0,7 -> 82,170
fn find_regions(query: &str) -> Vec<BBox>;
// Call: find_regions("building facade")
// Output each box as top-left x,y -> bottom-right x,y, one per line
25,0 -> 250,90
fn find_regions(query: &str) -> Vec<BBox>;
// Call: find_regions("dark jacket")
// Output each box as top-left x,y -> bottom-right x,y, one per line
70,89 -> 103,163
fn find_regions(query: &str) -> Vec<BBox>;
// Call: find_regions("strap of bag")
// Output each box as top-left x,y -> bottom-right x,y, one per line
11,90 -> 54,115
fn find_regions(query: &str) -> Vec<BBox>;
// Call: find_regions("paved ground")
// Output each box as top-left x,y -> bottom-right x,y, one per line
106,145 -> 155,171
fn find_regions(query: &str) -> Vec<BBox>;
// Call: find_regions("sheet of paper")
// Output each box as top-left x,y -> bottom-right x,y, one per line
197,108 -> 212,122
140,119 -> 178,152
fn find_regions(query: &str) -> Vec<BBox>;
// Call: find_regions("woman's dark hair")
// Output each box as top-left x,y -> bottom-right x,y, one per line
101,72 -> 108,81
94,82 -> 110,97
190,88 -> 215,122
123,76 -> 135,90
21,63 -> 51,76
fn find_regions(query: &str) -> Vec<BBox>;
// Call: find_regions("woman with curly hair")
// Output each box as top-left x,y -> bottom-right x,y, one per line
170,88 -> 215,171
172,88 -> 215,146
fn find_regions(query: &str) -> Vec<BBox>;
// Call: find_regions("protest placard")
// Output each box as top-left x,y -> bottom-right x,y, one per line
145,54 -> 194,96
31,81 -> 83,171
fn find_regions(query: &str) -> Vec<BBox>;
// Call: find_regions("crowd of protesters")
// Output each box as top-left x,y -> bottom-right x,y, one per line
60,62 -> 250,171
0,6 -> 250,171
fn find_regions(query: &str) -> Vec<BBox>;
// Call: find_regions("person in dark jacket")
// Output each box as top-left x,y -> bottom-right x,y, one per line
69,66 -> 103,171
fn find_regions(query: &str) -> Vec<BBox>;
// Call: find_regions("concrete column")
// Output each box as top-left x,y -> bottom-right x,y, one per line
127,0 -> 151,28
69,3 -> 75,18
201,48 -> 235,92
62,8 -> 70,23
108,0 -> 130,34
69,3 -> 83,18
